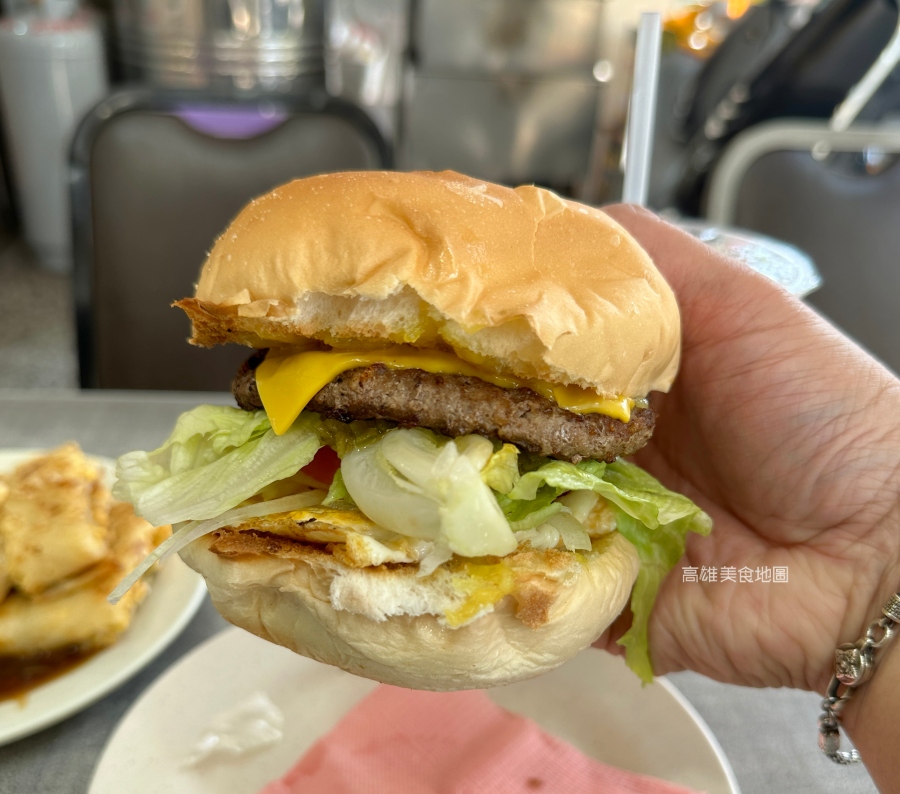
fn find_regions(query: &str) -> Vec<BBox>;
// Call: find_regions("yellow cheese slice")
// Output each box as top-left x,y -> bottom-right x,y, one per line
256,345 -> 634,435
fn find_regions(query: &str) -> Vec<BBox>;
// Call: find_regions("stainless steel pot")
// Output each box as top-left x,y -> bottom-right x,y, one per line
414,0 -> 604,74
400,0 -> 606,191
402,72 -> 599,190
113,0 -> 325,93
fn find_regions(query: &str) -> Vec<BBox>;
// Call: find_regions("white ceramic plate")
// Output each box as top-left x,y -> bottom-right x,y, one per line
0,449 -> 207,747
90,627 -> 740,794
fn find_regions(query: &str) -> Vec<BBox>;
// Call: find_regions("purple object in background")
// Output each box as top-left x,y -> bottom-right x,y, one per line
174,106 -> 288,139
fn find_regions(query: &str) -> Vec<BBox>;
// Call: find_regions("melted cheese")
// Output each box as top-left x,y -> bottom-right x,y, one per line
256,345 -> 635,435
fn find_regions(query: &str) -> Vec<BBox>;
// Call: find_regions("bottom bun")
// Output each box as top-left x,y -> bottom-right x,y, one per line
179,528 -> 639,691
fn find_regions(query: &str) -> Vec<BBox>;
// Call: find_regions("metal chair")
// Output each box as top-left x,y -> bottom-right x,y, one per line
71,87 -> 391,391
706,119 -> 900,374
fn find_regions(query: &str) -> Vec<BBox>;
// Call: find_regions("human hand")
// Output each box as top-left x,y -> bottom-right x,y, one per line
595,206 -> 900,694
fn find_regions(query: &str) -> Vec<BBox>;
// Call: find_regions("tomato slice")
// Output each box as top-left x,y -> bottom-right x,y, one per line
301,446 -> 340,486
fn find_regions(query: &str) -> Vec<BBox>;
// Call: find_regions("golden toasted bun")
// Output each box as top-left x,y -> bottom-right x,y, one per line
178,527 -> 639,691
177,171 -> 680,398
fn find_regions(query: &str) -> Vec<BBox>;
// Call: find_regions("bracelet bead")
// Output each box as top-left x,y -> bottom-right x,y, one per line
819,591 -> 900,765
882,593 -> 900,624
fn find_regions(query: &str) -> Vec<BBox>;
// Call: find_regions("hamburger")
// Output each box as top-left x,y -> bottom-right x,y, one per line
110,171 -> 710,690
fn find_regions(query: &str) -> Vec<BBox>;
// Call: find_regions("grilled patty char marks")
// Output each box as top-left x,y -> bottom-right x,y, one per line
232,350 -> 655,463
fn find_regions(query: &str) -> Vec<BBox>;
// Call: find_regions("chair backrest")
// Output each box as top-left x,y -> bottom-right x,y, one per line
706,119 -> 900,375
72,88 -> 391,391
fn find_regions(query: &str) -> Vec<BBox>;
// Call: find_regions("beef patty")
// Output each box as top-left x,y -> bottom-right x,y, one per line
233,350 -> 655,463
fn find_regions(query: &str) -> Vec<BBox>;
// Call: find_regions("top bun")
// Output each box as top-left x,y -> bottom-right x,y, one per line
178,171 -> 680,398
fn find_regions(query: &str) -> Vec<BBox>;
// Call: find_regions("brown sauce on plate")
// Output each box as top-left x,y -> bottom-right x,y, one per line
0,647 -> 99,705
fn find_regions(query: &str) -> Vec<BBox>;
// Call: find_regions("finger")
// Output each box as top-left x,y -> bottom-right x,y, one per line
598,204 -> 873,409
591,608 -> 633,656
600,204 -> 771,306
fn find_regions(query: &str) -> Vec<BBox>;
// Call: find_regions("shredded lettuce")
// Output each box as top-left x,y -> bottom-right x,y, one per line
113,404 -> 710,682
595,461 -> 712,683
114,407 -> 322,525
499,455 -> 710,682
112,407 -> 397,527
322,469 -> 355,507
508,459 -> 609,500
496,487 -> 565,531
163,405 -> 272,469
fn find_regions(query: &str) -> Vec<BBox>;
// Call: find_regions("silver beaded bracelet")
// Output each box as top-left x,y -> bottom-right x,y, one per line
818,592 -> 900,764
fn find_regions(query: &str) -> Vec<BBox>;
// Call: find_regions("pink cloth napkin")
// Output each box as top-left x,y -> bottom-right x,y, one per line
258,685 -> 703,794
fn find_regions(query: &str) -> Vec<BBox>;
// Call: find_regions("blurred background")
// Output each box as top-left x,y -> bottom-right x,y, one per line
1,0 -> 898,393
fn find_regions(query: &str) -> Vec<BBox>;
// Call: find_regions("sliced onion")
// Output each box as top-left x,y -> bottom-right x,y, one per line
107,490 -> 325,604
435,442 -> 515,557
380,429 -> 442,489
453,435 -> 494,471
343,428 -> 515,557
341,440 -> 443,541
544,511 -> 592,551
556,490 -> 600,523
514,524 -> 561,551
516,512 -> 592,553
417,543 -> 454,577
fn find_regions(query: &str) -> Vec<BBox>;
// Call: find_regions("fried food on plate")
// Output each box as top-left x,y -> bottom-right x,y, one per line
1,443 -> 111,595
0,445 -> 171,659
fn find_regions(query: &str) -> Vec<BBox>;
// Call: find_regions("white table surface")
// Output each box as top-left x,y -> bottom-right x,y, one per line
0,389 -> 877,794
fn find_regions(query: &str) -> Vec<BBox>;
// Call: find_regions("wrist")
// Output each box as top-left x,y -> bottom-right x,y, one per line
821,502 -> 900,694
823,503 -> 900,780
838,608 -> 900,784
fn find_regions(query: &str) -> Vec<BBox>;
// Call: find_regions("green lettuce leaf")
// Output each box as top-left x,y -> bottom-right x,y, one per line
499,456 -> 711,682
322,469 -> 356,507
114,407 -> 323,526
113,407 -> 396,527
496,486 -> 565,531
115,403 -> 710,684
508,459 -> 607,500
600,461 -> 712,683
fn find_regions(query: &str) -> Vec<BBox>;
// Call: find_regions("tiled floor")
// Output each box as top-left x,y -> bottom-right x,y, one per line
0,237 -> 78,389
